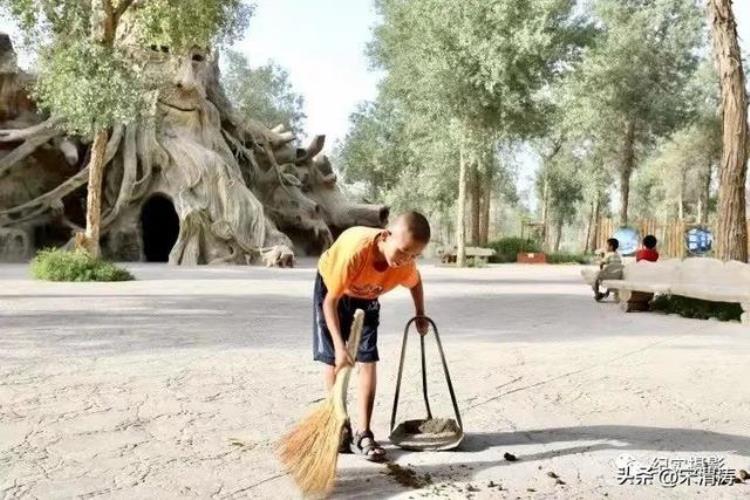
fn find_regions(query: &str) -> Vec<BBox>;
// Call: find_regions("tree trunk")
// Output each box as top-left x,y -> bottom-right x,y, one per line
541,173 -> 550,250
554,218 -> 563,253
710,0 -> 749,262
456,142 -> 467,267
619,120 -> 636,227
480,180 -> 491,245
81,129 -> 110,257
470,162 -> 481,245
589,192 -> 601,252
699,162 -> 712,225
678,172 -> 685,222
584,199 -> 595,253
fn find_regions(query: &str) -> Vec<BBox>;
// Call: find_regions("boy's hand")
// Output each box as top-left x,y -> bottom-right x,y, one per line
415,316 -> 430,336
334,345 -> 354,374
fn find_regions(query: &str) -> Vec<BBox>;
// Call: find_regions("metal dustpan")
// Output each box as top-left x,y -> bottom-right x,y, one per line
389,316 -> 464,451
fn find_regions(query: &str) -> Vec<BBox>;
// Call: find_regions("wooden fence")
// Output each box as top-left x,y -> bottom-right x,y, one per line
595,218 -> 750,259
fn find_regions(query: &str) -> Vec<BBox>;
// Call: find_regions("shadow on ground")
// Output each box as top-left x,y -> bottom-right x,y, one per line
331,425 -> 750,499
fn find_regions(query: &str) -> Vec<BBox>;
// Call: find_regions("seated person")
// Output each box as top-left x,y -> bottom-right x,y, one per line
593,238 -> 624,302
635,235 -> 659,262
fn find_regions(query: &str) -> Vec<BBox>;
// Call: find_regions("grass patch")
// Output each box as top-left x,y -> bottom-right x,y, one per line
651,294 -> 742,322
31,248 -> 134,282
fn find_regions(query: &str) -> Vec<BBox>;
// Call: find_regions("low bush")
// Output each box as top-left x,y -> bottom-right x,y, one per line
546,252 -> 592,264
487,237 -> 541,263
31,248 -> 134,282
651,294 -> 742,322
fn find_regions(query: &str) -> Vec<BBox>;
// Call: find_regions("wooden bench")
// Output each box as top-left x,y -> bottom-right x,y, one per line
439,246 -> 495,264
597,258 -> 750,324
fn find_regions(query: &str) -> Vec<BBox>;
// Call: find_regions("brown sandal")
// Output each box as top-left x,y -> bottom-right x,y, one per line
350,430 -> 386,462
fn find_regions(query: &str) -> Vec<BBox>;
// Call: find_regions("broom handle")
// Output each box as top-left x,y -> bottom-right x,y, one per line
332,309 -> 365,418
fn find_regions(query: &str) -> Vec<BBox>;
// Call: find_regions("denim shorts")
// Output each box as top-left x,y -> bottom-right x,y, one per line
312,272 -> 380,365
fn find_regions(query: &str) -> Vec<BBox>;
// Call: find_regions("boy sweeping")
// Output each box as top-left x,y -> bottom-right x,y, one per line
313,211 -> 430,462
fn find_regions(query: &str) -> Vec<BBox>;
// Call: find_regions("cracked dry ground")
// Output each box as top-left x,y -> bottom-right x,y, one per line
1,262 -> 749,499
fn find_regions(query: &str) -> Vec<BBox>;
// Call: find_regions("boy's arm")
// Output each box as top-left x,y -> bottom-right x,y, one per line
323,292 -> 354,372
321,248 -> 365,373
409,275 -> 429,335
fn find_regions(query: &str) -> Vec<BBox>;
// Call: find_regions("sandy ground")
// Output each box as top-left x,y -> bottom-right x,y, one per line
1,260 -> 749,499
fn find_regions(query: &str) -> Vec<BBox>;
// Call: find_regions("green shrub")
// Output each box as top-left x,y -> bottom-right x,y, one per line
546,252 -> 592,265
651,295 -> 742,322
31,248 -> 134,282
487,237 -> 541,263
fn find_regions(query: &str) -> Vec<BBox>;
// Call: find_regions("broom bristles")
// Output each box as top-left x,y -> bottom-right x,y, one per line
277,394 -> 348,495
278,309 -> 364,496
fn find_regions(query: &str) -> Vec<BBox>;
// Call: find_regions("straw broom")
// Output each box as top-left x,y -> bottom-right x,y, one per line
277,308 -> 364,496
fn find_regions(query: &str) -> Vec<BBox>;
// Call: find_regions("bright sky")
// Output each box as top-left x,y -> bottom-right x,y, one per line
233,0 -> 383,149
1,0 -> 749,202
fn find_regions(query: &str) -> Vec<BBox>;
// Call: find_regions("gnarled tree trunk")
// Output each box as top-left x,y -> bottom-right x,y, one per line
709,0 -> 748,262
0,33 -> 384,266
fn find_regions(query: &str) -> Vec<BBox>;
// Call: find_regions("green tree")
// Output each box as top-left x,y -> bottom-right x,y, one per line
634,117 -> 721,223
335,92 -> 460,224
334,96 -> 410,202
560,0 -> 704,226
0,0 -> 253,256
535,143 -> 583,251
222,49 -> 305,136
369,0 -> 588,265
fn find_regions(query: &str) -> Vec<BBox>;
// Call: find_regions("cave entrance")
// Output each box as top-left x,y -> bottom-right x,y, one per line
140,194 -> 179,262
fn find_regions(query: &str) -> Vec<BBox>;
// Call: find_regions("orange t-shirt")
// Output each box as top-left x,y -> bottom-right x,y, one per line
318,227 -> 420,299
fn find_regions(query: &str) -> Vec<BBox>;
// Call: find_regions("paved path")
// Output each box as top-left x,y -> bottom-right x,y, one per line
1,262 -> 748,499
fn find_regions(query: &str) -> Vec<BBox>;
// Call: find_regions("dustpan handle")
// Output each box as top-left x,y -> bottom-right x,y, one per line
420,334 -> 433,420
390,316 -> 463,434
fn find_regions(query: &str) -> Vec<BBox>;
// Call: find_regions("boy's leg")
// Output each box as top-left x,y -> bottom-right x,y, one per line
357,362 -> 377,432
349,300 -> 386,461
591,270 -> 601,294
323,365 -> 335,390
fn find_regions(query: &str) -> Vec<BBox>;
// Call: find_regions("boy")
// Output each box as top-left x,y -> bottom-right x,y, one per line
635,234 -> 659,262
313,211 -> 430,462
593,238 -> 623,302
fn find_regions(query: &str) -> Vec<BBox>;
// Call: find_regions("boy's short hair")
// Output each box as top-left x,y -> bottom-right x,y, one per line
607,238 -> 619,251
395,211 -> 431,243
643,235 -> 657,249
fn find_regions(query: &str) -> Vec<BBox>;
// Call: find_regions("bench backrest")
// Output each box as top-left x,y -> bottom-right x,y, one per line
623,258 -> 680,282
677,257 -> 727,286
466,247 -> 496,257
717,260 -> 750,288
624,257 -> 750,289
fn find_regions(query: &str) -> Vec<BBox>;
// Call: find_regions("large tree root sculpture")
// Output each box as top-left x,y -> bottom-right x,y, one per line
0,34 -> 388,265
